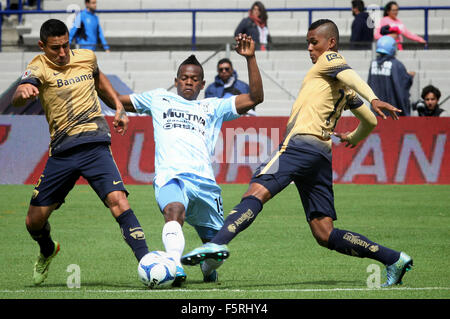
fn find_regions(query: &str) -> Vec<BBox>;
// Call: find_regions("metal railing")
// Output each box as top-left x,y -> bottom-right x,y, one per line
1,5 -> 449,51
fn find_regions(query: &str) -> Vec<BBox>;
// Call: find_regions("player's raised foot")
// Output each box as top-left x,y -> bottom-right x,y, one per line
381,252 -> 413,288
181,243 -> 229,266
33,241 -> 60,285
172,265 -> 187,287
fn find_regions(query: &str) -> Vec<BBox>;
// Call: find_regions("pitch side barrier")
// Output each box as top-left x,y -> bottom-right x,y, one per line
1,116 -> 449,185
1,5 -> 450,51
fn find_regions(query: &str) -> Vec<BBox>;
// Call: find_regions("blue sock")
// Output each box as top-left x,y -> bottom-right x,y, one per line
211,196 -> 263,245
328,228 -> 400,265
115,209 -> 149,262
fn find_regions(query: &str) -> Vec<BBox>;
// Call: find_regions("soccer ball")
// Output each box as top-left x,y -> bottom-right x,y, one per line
138,251 -> 177,289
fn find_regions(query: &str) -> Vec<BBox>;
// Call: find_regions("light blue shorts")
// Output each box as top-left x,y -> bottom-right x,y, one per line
154,173 -> 224,240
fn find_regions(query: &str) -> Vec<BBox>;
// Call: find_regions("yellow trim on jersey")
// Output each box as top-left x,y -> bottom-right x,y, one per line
258,143 -> 288,176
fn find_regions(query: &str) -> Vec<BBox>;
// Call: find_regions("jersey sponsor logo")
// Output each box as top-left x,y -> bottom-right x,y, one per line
326,53 -> 343,61
56,73 -> 94,88
162,108 -> 206,126
113,180 -> 122,185
162,108 -> 207,135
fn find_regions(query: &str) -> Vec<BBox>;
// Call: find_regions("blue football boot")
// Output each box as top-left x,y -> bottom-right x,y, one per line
181,243 -> 229,266
381,252 -> 413,287
172,265 -> 187,287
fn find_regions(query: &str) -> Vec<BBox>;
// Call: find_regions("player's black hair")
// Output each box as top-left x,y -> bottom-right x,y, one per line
351,0 -> 365,13
421,85 -> 441,100
217,58 -> 233,68
384,1 -> 398,17
308,19 -> 340,45
40,19 -> 69,44
177,55 -> 204,80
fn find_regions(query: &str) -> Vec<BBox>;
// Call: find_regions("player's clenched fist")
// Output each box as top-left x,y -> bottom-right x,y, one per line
12,83 -> 39,106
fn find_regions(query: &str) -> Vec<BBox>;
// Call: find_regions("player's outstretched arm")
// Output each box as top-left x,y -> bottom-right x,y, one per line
94,69 -> 128,135
234,33 -> 264,114
336,69 -> 401,120
11,83 -> 39,107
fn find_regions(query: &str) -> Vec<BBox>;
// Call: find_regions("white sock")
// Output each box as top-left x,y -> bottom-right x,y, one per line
201,258 -> 224,276
162,221 -> 185,268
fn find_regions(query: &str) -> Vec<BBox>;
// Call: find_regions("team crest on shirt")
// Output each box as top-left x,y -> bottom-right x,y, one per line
21,69 -> 32,80
200,101 -> 212,114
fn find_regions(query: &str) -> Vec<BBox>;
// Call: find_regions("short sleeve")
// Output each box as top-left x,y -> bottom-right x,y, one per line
91,50 -> 99,76
130,90 -> 155,115
19,58 -> 45,87
317,52 -> 352,79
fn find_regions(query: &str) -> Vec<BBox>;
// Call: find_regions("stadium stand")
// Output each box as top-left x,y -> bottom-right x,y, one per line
1,0 -> 449,116
11,0 -> 450,48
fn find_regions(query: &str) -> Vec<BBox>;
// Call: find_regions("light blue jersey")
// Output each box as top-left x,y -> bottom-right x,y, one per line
130,88 -> 239,187
130,89 -> 239,233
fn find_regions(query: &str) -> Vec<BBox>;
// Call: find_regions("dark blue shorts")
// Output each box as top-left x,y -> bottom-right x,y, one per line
30,142 -> 128,209
250,136 -> 336,222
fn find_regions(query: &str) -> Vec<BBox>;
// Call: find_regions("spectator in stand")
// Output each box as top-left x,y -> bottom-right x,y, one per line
69,0 -> 110,52
368,35 -> 414,116
205,58 -> 255,116
374,1 -> 426,50
413,85 -> 448,117
235,1 -> 271,51
350,0 -> 374,50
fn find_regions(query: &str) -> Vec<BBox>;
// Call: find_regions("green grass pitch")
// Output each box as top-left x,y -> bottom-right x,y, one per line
0,184 -> 449,299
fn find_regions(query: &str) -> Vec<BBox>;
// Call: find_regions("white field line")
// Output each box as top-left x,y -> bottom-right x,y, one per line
1,287 -> 449,294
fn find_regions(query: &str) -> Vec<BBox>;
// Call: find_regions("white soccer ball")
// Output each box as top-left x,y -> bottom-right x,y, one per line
138,251 -> 177,289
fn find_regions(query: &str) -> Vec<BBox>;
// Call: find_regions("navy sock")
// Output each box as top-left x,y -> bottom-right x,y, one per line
211,196 -> 263,245
116,209 -> 149,262
27,221 -> 55,258
328,228 -> 400,265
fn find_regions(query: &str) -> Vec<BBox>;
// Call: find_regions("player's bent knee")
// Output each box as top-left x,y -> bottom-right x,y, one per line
243,183 -> 271,204
106,191 -> 130,217
25,205 -> 55,230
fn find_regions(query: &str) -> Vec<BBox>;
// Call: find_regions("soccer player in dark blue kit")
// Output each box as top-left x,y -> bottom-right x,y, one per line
12,19 -> 148,285
182,19 -> 413,288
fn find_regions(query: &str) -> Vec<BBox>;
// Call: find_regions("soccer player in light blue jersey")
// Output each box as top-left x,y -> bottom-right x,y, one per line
110,34 -> 263,286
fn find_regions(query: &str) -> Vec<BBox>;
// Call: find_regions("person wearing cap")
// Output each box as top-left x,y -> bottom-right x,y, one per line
367,35 -> 415,116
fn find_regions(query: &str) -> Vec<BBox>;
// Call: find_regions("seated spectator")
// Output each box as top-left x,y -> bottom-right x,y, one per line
205,58 -> 255,116
235,1 -> 271,51
368,36 -> 414,116
374,1 -> 426,50
350,0 -> 374,50
413,85 -> 448,117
